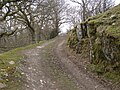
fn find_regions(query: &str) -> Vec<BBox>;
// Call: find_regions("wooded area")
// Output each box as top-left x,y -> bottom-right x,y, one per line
0,0 -> 115,49
0,0 -> 120,89
0,0 -> 66,52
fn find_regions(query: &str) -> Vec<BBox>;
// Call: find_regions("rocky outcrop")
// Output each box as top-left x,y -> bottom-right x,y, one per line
67,5 -> 120,74
87,5 -> 120,68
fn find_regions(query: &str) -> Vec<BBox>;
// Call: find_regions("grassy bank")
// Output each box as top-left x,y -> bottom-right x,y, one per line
0,41 -> 45,90
88,63 -> 120,84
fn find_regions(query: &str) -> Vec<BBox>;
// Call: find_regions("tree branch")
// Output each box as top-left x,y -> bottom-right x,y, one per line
0,27 -> 18,38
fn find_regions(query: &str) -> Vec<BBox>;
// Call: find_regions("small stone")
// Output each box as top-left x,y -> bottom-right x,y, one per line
27,85 -> 29,88
19,80 -> 21,82
4,73 -> 8,77
53,81 -> 56,84
21,72 -> 25,75
32,84 -> 35,87
36,46 -> 44,49
86,77 -> 89,80
27,77 -> 31,81
0,83 -> 7,89
95,85 -> 99,89
33,88 -> 36,90
26,74 -> 29,77
0,69 -> 6,71
110,15 -> 116,19
28,67 -> 32,70
40,80 -> 44,85
33,69 -> 36,71
112,23 -> 116,25
43,81 -> 46,83
6,79 -> 9,81
9,61 -> 15,65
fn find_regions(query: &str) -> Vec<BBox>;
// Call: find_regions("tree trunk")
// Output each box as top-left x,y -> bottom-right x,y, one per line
31,32 -> 36,43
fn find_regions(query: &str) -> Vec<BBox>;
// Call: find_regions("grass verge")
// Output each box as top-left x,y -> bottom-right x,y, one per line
87,64 -> 120,84
0,41 -> 45,90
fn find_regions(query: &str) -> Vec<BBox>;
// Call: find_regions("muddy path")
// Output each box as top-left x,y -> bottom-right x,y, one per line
20,36 -> 111,90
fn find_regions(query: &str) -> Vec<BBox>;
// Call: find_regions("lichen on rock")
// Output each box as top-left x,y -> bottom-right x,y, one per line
67,4 -> 120,82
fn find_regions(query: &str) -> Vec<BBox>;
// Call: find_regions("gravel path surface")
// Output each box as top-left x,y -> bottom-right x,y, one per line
20,36 -> 111,90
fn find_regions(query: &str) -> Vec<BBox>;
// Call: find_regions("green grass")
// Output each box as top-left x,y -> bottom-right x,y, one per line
87,4 -> 120,38
87,64 -> 120,84
104,72 -> 120,83
105,25 -> 120,38
0,41 -> 45,70
0,41 -> 45,90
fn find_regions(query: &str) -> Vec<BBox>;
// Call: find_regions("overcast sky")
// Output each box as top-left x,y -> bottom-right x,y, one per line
115,0 -> 120,5
61,0 -> 120,33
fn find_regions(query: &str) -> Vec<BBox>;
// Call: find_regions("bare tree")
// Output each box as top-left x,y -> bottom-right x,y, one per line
0,0 -> 66,46
0,0 -> 24,21
70,0 -> 115,22
66,5 -> 81,25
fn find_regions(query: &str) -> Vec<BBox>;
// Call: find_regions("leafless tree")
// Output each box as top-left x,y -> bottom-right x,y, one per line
0,0 -> 66,46
66,5 -> 81,25
70,0 -> 115,22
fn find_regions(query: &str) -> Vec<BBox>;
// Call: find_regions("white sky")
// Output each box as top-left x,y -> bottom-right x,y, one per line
61,0 -> 120,33
115,0 -> 120,5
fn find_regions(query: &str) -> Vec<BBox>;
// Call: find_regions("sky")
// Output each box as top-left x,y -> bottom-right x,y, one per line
115,0 -> 120,5
60,0 -> 120,33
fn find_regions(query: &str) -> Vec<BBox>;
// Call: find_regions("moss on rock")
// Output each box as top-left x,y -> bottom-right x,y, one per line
67,4 -> 120,83
67,27 -> 79,50
86,5 -> 120,83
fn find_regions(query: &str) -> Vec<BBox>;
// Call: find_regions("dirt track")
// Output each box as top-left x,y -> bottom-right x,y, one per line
20,36 -> 111,90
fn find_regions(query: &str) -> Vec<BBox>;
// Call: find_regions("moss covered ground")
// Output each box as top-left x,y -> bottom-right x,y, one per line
87,4 -> 120,39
